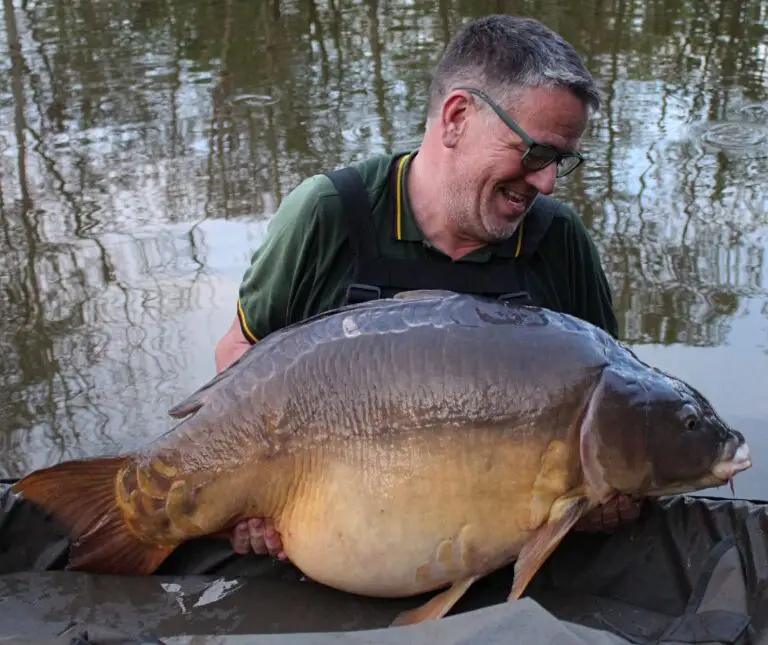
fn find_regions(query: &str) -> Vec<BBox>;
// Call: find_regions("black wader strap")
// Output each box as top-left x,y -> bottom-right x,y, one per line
325,167 -> 380,258
325,166 -> 384,304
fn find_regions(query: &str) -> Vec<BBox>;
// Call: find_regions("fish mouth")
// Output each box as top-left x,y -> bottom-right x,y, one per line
640,436 -> 752,499
711,439 -> 752,483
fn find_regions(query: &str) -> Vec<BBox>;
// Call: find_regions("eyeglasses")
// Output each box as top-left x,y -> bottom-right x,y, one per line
454,87 -> 585,178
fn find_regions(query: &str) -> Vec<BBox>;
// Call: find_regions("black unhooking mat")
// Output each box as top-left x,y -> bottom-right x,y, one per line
1,481 -> 766,645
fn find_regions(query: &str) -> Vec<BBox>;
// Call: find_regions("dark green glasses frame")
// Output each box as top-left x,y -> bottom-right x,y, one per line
454,87 -> 585,178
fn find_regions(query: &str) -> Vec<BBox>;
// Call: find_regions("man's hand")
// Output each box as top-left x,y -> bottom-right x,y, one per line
230,518 -> 287,560
574,494 -> 642,533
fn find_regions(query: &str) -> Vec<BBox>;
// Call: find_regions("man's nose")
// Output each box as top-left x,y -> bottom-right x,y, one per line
525,163 -> 558,195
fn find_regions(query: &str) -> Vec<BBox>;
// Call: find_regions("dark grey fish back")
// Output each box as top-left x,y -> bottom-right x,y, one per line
158,294 -> 620,464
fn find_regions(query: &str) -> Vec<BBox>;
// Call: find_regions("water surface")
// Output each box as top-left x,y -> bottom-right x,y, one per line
0,0 -> 767,498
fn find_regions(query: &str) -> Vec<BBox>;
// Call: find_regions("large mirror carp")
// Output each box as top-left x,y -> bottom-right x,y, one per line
12,290 -> 752,627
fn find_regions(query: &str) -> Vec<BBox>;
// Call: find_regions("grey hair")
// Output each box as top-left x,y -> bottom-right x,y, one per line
427,15 -> 602,121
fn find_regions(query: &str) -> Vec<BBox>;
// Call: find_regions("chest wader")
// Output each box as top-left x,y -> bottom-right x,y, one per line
324,163 -> 556,307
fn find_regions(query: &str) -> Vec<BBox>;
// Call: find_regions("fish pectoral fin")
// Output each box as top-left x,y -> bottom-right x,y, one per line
508,497 -> 589,602
12,456 -> 176,575
390,576 -> 480,628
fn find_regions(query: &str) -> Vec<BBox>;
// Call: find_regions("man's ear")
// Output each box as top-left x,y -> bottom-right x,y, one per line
440,92 -> 472,148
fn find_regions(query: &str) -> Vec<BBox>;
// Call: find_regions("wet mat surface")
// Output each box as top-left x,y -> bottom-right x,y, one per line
2,491 -> 768,644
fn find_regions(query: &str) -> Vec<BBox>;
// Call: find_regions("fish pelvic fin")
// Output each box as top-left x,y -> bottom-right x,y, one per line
12,456 -> 175,575
508,497 -> 589,602
390,575 -> 480,627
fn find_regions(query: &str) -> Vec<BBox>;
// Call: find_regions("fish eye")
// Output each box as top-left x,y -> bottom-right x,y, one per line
679,402 -> 700,430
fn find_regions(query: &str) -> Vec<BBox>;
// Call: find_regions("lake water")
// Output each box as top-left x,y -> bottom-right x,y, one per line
0,0 -> 767,499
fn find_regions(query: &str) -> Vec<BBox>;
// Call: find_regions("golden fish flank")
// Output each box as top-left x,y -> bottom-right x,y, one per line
12,291 -> 753,627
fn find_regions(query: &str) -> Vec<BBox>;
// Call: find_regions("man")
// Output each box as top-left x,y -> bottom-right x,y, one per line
215,15 -> 641,560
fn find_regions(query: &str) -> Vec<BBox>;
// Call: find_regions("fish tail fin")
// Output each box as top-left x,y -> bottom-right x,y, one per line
12,456 -> 175,575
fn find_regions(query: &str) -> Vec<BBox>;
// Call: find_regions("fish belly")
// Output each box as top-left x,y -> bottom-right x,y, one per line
275,429 -> 574,598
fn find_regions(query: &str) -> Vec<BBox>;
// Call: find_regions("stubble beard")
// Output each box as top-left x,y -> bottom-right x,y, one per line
444,180 -> 523,245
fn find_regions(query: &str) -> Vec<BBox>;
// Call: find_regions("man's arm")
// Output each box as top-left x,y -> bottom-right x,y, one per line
215,173 -> 344,375
215,315 -> 252,373
213,193 -> 311,377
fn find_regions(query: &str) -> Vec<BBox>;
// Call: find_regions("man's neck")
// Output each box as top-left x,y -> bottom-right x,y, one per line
406,151 -> 486,261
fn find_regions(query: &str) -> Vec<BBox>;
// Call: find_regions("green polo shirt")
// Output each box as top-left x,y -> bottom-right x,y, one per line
236,151 -> 618,343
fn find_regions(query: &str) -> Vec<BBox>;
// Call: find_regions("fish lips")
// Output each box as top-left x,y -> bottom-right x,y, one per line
711,432 -> 752,483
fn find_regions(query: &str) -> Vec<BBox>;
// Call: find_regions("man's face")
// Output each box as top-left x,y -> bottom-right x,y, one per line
440,85 -> 588,244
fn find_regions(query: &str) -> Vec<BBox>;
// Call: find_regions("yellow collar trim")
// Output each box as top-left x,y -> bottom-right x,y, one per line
395,153 -> 411,241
